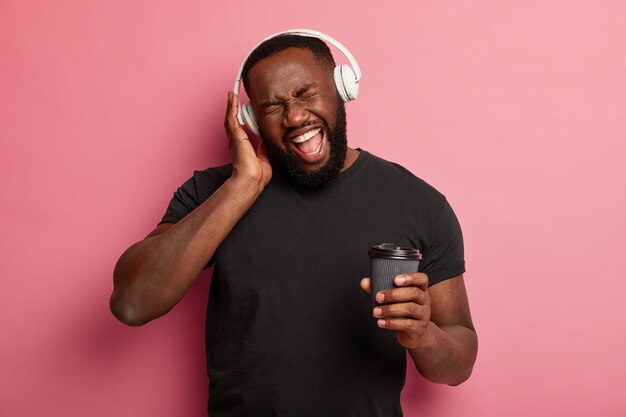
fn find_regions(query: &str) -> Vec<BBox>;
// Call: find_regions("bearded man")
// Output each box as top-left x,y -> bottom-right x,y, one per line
111,31 -> 477,417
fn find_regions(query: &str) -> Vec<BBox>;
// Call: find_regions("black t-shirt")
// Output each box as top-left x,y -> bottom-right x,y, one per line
160,150 -> 465,417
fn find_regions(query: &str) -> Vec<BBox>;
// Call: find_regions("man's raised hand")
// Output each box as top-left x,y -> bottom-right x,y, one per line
225,91 -> 272,188
360,273 -> 432,350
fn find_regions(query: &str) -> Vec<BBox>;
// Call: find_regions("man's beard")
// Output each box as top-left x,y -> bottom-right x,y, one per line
261,103 -> 347,189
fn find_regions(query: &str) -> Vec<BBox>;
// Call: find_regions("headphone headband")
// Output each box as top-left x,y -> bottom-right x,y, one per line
234,29 -> 361,134
234,29 -> 361,94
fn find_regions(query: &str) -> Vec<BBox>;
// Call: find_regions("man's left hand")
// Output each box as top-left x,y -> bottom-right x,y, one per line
360,273 -> 431,350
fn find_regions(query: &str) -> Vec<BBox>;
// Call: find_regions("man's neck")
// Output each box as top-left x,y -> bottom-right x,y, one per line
341,147 -> 360,172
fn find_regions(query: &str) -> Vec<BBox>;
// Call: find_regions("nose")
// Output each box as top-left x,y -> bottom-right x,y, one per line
282,100 -> 309,128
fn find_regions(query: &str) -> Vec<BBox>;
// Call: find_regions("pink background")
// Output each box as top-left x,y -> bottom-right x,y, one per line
2,1 -> 625,416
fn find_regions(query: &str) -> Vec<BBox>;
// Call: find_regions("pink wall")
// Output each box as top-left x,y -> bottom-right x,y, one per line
2,1 -> 625,416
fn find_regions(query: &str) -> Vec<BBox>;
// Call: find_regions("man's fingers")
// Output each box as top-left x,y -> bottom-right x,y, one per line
225,91 -> 235,123
225,92 -> 246,136
373,302 -> 426,320
225,92 -> 240,129
226,91 -> 238,117
375,286 -> 428,305
393,272 -> 428,290
360,277 -> 372,295
376,317 -> 428,333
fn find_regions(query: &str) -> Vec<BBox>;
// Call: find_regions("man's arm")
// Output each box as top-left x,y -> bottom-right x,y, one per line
361,274 -> 477,386
110,92 -> 271,326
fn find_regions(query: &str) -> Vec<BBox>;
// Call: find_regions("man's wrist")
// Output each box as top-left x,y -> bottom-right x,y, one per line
407,320 -> 438,357
226,173 -> 266,198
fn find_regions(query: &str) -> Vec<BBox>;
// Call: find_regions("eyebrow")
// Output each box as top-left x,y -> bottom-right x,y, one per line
294,83 -> 317,96
261,83 -> 319,108
261,99 -> 282,108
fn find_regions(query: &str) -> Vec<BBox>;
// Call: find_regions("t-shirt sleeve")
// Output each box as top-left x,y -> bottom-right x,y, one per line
419,198 -> 466,286
158,174 -> 201,226
157,167 -> 231,269
158,165 -> 232,226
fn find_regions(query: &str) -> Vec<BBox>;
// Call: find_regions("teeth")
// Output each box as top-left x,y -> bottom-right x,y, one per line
291,128 -> 321,144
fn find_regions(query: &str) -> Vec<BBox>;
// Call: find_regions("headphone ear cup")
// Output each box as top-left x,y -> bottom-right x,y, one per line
241,102 -> 260,136
333,64 -> 359,102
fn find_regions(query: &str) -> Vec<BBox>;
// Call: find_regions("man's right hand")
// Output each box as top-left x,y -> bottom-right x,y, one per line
110,93 -> 274,327
225,91 -> 272,188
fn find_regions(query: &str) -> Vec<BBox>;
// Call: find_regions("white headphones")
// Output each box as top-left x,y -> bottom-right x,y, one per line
233,29 -> 362,136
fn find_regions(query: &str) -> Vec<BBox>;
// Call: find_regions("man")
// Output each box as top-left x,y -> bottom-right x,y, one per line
111,32 -> 477,416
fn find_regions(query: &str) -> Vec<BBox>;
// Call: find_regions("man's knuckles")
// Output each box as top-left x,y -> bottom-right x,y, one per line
386,318 -> 427,332
375,302 -> 424,319
382,286 -> 423,303
393,272 -> 428,289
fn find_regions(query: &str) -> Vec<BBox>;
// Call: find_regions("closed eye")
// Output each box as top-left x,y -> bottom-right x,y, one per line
260,82 -> 320,114
295,83 -> 318,98
261,100 -> 283,114
262,100 -> 282,108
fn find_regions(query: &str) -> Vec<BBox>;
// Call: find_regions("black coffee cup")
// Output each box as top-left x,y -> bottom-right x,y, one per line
369,243 -> 422,305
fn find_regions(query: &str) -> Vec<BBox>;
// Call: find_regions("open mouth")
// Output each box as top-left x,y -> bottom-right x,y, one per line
289,127 -> 325,162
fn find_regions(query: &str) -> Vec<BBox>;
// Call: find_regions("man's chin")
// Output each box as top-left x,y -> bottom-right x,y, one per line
271,158 -> 341,189
291,152 -> 332,174
265,142 -> 346,189
262,101 -> 348,189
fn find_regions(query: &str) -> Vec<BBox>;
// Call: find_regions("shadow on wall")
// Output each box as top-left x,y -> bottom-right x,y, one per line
59,261 -> 442,415
402,361 -> 441,413
65,266 -> 213,415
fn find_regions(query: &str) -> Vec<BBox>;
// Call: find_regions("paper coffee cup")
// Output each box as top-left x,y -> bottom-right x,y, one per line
369,243 -> 422,305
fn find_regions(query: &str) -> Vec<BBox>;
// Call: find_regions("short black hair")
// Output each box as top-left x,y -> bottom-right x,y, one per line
241,34 -> 336,93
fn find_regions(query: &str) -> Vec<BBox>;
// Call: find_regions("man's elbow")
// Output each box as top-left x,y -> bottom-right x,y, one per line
444,329 -> 478,386
109,292 -> 151,327
448,341 -> 478,386
447,366 -> 475,386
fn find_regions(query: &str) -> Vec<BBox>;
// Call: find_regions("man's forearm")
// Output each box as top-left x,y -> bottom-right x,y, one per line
110,176 -> 264,326
407,322 -> 478,386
